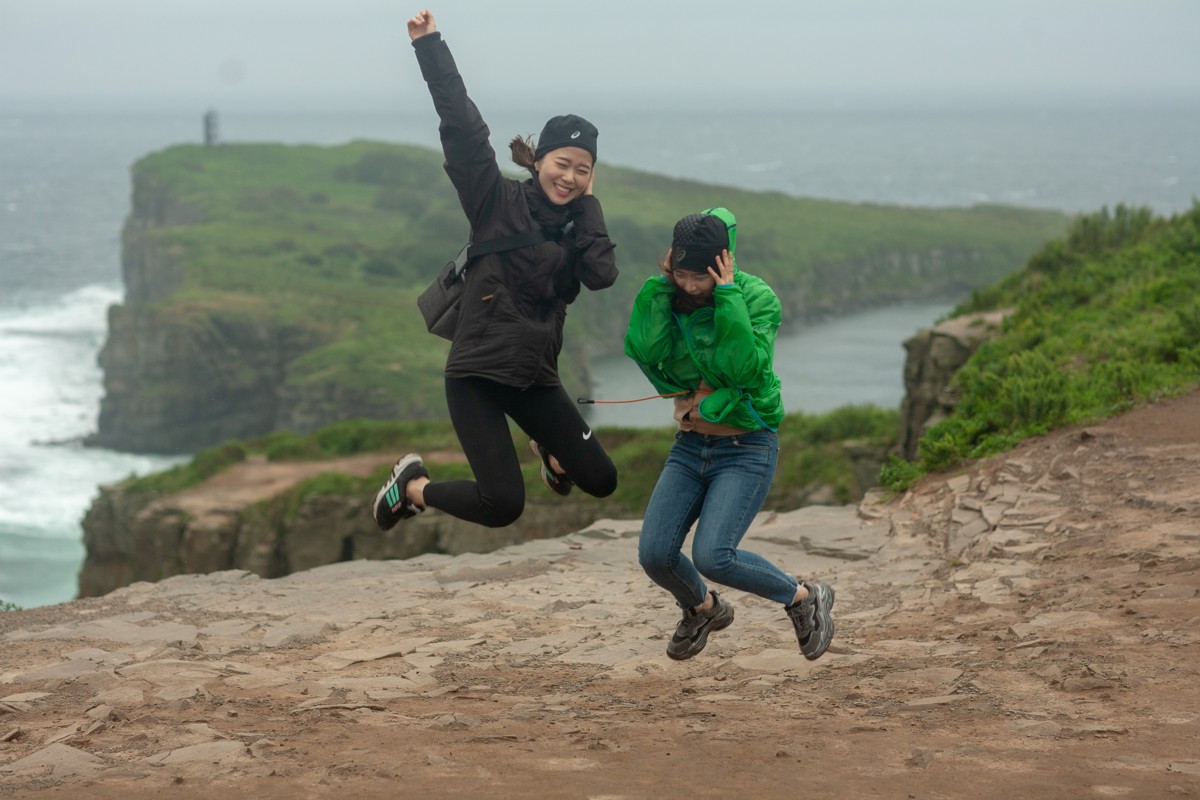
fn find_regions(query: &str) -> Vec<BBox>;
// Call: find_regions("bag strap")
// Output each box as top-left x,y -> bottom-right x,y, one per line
448,221 -> 576,282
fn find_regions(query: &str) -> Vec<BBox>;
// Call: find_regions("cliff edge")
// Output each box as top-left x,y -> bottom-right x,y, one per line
3,390 -> 1198,798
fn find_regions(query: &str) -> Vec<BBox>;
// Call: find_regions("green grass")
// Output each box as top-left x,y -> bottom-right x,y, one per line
121,405 -> 900,520
882,204 -> 1200,490
124,141 -> 1068,425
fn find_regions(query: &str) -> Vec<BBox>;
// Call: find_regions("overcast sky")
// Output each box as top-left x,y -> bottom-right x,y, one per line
3,0 -> 1199,109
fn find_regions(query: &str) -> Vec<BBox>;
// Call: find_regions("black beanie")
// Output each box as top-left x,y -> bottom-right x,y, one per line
533,114 -> 598,163
671,214 -> 729,272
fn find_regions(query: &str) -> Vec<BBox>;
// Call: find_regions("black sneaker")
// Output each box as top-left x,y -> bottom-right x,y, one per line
372,453 -> 428,531
785,581 -> 835,661
529,440 -> 573,496
666,591 -> 735,661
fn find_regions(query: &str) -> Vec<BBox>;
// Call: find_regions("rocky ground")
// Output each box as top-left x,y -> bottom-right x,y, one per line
2,390 -> 1199,799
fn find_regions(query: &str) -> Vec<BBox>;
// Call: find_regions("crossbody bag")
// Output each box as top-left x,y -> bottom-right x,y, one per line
417,223 -> 573,340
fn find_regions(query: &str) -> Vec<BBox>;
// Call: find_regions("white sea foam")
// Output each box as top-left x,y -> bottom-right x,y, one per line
0,285 -> 181,608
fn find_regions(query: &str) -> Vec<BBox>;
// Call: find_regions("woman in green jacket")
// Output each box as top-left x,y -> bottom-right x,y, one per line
624,208 -> 835,662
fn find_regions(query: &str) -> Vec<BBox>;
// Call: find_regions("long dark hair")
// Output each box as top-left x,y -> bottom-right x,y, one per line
509,135 -> 537,171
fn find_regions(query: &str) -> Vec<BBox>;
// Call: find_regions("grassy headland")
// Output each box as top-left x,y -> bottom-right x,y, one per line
883,204 -> 1200,489
127,140 -> 1068,426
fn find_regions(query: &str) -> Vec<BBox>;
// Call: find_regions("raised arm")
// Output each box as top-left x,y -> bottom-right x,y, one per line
408,10 -> 505,227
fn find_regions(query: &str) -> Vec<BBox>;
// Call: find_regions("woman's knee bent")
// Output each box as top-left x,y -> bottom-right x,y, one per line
479,496 -> 524,528
638,538 -> 675,580
576,462 -> 618,499
693,546 -> 737,585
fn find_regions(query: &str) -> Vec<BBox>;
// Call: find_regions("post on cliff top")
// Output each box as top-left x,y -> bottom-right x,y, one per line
204,110 -> 219,147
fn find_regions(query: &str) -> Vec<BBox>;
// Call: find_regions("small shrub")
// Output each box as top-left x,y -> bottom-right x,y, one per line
878,455 -> 922,492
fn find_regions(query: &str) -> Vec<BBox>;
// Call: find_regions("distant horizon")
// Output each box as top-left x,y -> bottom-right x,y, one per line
5,87 -> 1200,115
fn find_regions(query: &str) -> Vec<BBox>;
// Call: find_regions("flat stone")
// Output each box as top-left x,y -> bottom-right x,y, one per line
116,660 -> 224,685
146,740 -> 248,765
950,517 -> 991,555
981,503 -> 1011,528
1,692 -> 52,703
9,659 -> 110,684
500,633 -> 585,655
311,640 -> 432,670
85,704 -> 115,721
436,559 -> 558,586
64,648 -> 133,666
1010,611 -> 1103,639
90,686 -> 145,706
156,685 -> 205,701
999,512 -> 1059,526
558,643 -> 644,667
951,508 -> 984,525
947,475 -> 972,493
3,743 -> 107,777
260,620 -> 330,648
729,648 -> 815,674
223,668 -> 296,690
10,617 -> 198,646
200,620 -> 260,637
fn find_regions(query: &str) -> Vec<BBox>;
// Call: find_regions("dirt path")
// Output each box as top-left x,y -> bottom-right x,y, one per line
2,391 -> 1198,798
163,450 -> 468,522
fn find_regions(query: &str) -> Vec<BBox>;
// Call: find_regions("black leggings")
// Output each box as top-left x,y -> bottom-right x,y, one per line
422,377 -> 618,527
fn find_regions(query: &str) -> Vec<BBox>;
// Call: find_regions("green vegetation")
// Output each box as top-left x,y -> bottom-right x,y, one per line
1,598 -> 21,613
882,204 -> 1200,490
128,141 -> 1067,423
129,442 -> 249,493
122,405 -> 899,519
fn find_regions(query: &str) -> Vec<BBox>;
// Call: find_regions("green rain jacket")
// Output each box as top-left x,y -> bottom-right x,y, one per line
624,265 -> 784,432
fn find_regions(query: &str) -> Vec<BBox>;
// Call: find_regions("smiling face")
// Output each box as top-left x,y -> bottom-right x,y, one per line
534,146 -> 594,205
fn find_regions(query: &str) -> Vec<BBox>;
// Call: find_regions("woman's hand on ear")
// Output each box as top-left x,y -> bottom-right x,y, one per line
708,249 -> 734,286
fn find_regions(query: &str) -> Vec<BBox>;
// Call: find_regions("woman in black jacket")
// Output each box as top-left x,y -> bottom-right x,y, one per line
373,9 -> 619,531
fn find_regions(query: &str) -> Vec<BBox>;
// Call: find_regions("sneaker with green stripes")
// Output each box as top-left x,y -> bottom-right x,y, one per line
372,453 -> 428,531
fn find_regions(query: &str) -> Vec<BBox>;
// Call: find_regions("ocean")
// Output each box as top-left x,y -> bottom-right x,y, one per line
1,99 -> 1197,608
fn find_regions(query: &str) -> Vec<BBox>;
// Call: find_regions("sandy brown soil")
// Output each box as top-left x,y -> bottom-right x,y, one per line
2,390 -> 1199,799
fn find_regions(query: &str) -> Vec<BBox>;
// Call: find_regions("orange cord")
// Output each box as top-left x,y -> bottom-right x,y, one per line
577,391 -> 689,405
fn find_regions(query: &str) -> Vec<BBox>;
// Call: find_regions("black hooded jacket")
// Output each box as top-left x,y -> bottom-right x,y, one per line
413,33 -> 618,388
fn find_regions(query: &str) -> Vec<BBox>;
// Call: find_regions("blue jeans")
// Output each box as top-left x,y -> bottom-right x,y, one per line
638,429 -> 799,608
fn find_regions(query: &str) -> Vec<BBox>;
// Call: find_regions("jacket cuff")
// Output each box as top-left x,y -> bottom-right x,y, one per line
411,31 -> 443,49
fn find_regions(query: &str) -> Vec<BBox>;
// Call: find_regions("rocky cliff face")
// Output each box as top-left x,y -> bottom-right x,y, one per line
77,455 -> 606,599
897,309 -> 1011,460
88,305 -> 325,454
